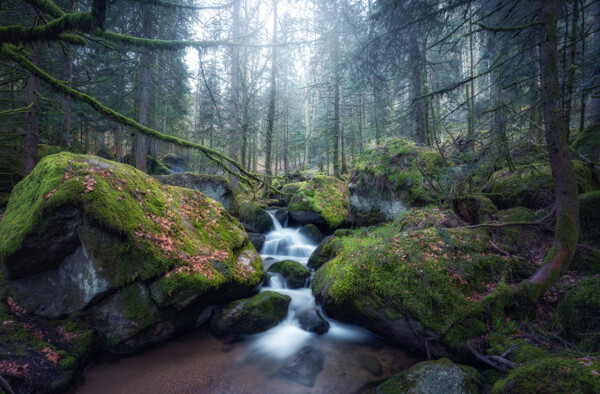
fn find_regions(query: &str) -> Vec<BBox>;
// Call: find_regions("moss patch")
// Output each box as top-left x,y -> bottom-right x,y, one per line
268,260 -> 311,289
353,137 -> 448,205
288,175 -> 350,229
557,277 -> 600,352
311,211 -> 532,335
486,161 -> 599,209
492,355 -> 600,393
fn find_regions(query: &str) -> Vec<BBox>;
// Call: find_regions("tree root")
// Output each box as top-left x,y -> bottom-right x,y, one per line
468,343 -> 520,372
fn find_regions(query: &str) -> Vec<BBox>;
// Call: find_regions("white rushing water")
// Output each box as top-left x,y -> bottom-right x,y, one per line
251,211 -> 373,360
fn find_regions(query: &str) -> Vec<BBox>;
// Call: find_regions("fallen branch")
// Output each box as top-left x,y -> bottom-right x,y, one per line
467,344 -> 520,372
0,374 -> 15,394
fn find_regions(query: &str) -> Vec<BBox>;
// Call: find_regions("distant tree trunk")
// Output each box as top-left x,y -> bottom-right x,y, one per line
528,47 -> 541,143
264,0 -> 278,184
578,0 -> 586,134
372,88 -> 380,145
409,39 -> 426,144
332,1 -> 341,178
230,0 -> 241,160
24,42 -> 41,175
564,0 -> 579,138
590,0 -> 600,124
521,0 -> 579,299
60,42 -> 73,149
135,3 -> 153,172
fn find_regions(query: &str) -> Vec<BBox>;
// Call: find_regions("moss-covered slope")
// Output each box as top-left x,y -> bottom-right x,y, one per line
0,153 -> 263,352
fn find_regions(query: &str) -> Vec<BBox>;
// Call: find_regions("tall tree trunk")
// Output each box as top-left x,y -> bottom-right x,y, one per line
590,0 -> 600,124
230,0 -> 241,160
60,40 -> 73,149
578,0 -> 586,133
332,0 -> 341,178
135,3 -> 153,172
410,39 -> 426,144
372,88 -> 380,145
521,0 -> 579,299
264,0 -> 278,184
24,42 -> 41,175
564,0 -> 579,138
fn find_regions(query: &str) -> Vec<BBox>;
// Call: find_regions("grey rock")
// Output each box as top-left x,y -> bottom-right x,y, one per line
297,308 -> 330,335
276,346 -> 325,387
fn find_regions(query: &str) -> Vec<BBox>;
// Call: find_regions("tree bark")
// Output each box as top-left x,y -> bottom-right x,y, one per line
520,0 -> 579,300
230,0 -> 241,160
264,0 -> 278,184
135,2 -> 153,172
24,42 -> 41,175
409,39 -> 426,144
590,0 -> 600,124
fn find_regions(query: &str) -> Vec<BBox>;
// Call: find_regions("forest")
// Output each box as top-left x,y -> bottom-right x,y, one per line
0,0 -> 599,392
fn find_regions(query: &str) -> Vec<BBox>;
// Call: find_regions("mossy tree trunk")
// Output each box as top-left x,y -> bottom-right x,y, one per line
520,0 -> 580,299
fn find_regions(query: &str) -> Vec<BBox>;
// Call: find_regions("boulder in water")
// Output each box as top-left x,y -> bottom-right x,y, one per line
239,201 -> 273,234
247,232 -> 266,252
376,358 -> 482,394
297,308 -> 330,334
275,346 -> 325,387
299,223 -> 325,244
156,172 -> 240,217
268,260 -> 311,289
211,290 -> 291,336
0,153 -> 263,353
274,208 -> 288,226
307,235 -> 343,270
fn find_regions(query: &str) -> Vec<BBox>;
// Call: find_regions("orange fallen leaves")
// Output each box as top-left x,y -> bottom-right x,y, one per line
7,296 -> 26,315
41,347 -> 60,364
0,360 -> 30,377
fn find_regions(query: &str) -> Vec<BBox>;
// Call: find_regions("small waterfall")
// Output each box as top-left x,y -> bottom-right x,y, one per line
252,211 -> 372,360
260,212 -> 316,261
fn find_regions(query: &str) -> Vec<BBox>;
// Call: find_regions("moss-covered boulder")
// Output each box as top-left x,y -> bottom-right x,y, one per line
307,235 -> 344,271
297,308 -> 330,334
311,208 -> 533,356
288,175 -> 350,230
571,123 -> 600,163
349,138 -> 448,226
239,201 -> 273,234
492,355 -> 600,393
485,161 -> 598,209
146,155 -> 171,176
211,290 -> 291,336
557,277 -> 600,352
0,153 -> 263,353
157,172 -> 240,217
299,223 -> 325,245
377,358 -> 482,394
0,270 -> 96,393
280,182 -> 305,205
268,260 -> 311,289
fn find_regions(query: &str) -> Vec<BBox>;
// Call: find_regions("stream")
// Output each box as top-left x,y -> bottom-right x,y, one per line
73,212 -> 421,393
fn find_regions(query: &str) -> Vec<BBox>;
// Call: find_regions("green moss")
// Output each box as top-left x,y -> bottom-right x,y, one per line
557,277 -> 600,352
487,333 -> 550,364
288,175 -> 350,229
486,161 -> 598,209
312,213 -> 530,335
571,123 -> 600,162
268,260 -> 311,289
0,153 -> 258,289
354,137 -> 448,205
492,355 -> 600,393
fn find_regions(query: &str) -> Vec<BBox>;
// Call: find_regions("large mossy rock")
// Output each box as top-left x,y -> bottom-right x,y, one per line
156,172 -> 240,217
485,161 -> 598,209
0,153 -> 263,353
557,277 -> 600,352
311,208 -> 533,356
377,358 -> 482,394
267,260 -> 311,289
239,201 -> 273,234
299,223 -> 325,244
288,175 -> 350,230
349,138 -> 448,226
211,290 -> 291,336
307,235 -> 344,271
492,355 -> 600,393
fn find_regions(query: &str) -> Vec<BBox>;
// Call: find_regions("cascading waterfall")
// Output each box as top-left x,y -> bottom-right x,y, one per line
251,211 -> 372,360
